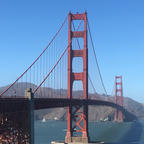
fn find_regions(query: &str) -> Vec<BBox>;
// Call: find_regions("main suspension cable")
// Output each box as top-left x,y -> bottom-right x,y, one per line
87,19 -> 108,96
34,17 -> 84,94
0,15 -> 68,97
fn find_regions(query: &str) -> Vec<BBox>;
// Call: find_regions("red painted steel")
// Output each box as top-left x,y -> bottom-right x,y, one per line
114,76 -> 124,122
65,12 -> 89,143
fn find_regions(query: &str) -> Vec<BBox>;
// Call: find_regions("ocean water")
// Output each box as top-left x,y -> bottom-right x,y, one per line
34,120 -> 144,144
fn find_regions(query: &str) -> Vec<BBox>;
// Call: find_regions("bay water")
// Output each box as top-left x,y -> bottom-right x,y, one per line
35,120 -> 144,144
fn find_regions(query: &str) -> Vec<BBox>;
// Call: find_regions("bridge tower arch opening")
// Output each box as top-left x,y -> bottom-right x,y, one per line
65,12 -> 89,143
114,76 -> 124,122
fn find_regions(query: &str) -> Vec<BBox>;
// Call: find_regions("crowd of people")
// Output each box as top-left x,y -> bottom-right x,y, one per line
0,128 -> 29,144
0,112 -> 30,143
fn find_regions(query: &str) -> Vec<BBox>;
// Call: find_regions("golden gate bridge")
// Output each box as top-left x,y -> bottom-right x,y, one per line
0,12 -> 136,144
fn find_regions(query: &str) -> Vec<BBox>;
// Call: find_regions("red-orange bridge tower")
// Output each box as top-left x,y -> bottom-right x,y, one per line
65,12 -> 89,143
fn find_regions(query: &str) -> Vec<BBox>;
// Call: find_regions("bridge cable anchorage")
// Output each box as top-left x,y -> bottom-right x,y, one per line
87,19 -> 108,96
72,22 -> 97,94
0,15 -> 68,97
33,18 -> 83,94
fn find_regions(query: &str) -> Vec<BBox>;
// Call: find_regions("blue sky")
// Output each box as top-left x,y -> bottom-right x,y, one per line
0,0 -> 144,103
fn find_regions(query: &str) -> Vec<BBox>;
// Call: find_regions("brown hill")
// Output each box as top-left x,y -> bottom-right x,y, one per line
1,82 -> 144,121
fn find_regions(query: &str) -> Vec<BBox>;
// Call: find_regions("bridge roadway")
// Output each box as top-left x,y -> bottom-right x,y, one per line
0,97 -> 122,111
0,97 -> 136,120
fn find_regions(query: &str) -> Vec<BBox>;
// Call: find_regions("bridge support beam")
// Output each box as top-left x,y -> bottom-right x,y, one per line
25,88 -> 34,144
65,12 -> 89,143
114,76 -> 124,122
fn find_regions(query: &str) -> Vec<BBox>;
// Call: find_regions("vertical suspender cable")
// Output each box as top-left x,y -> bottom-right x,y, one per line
0,15 -> 68,96
87,19 -> 108,96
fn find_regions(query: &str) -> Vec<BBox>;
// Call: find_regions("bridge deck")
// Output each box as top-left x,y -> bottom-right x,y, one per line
0,98 -> 123,112
0,98 -> 136,121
